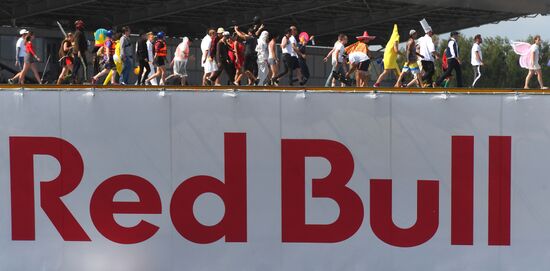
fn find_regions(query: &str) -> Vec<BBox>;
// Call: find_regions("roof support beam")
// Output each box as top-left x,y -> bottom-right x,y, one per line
113,0 -> 228,26
219,0 -> 354,28
305,6 -> 443,38
13,0 -> 96,20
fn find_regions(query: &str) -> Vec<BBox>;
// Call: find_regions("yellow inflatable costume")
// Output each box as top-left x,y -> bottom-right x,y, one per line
383,24 -> 400,71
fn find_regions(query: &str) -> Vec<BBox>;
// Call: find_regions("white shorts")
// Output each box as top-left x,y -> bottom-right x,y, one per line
531,63 -> 542,71
203,59 -> 218,73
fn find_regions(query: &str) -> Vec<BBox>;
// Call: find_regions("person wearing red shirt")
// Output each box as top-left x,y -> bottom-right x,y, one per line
233,34 -> 246,85
18,32 -> 42,84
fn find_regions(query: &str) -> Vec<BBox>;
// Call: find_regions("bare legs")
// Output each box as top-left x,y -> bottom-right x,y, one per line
525,69 -> 546,89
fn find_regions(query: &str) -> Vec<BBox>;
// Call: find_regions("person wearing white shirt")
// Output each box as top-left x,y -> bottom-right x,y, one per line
524,35 -> 547,89
418,30 -> 438,86
435,32 -> 463,87
146,32 -> 158,86
471,34 -> 484,87
8,29 -> 29,84
201,29 -> 217,86
323,34 -> 348,87
273,27 -> 303,86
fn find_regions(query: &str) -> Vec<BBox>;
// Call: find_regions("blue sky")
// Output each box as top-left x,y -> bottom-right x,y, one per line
446,14 -> 549,41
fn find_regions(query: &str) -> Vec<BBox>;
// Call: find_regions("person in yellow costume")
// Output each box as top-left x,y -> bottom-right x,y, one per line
374,24 -> 401,87
103,33 -> 123,85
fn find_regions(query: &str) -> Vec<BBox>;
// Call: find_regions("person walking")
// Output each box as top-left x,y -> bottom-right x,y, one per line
145,32 -> 159,85
323,34 -> 348,87
471,34 -> 484,87
374,25 -> 400,87
57,33 -> 75,84
73,20 -> 89,83
297,32 -> 313,85
234,26 -> 262,85
201,29 -> 216,86
91,30 -> 116,85
435,32 -> 463,87
267,32 -> 280,86
524,35 -> 547,89
272,28 -> 302,86
136,32 -> 151,85
208,31 -> 236,86
345,31 -> 376,87
8,29 -> 29,84
166,37 -> 191,86
145,32 -> 168,85
208,28 -> 224,85
119,26 -> 134,85
395,30 -> 424,88
232,33 -> 245,85
418,19 -> 438,87
256,31 -> 270,86
18,32 -> 42,84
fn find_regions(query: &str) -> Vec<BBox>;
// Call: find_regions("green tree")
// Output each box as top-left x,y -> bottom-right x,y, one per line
436,35 -> 550,88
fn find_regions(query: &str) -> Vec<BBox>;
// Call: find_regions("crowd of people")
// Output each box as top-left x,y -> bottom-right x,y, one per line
6,17 -> 548,89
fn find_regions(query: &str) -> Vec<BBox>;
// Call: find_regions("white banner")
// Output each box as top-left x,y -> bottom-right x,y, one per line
0,90 -> 547,271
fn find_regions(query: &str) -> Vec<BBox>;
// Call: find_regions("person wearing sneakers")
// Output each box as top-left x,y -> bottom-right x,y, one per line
435,31 -> 463,88
323,34 -> 348,87
145,32 -> 168,85
18,32 -> 42,85
7,29 -> 29,84
394,30 -> 424,88
91,30 -> 116,85
471,34 -> 484,87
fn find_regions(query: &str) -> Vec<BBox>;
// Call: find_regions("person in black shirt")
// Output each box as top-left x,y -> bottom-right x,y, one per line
72,20 -> 88,83
208,32 -> 236,85
298,34 -> 313,85
235,25 -> 264,85
136,32 -> 151,85
435,31 -> 463,87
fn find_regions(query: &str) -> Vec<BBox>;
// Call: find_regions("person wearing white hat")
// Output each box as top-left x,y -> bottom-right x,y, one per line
8,29 -> 29,84
418,19 -> 439,87
395,30 -> 424,88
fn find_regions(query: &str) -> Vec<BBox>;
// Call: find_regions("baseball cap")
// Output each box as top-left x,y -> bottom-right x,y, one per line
217,27 -> 225,34
409,29 -> 416,36
19,29 -> 29,35
451,31 -> 460,36
223,31 -> 230,37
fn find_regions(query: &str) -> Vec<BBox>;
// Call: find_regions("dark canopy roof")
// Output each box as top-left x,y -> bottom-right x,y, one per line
0,0 -> 546,45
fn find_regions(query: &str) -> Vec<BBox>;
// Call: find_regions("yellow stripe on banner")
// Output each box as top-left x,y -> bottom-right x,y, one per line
0,85 -> 549,94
